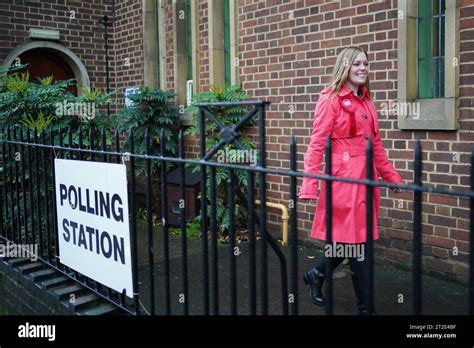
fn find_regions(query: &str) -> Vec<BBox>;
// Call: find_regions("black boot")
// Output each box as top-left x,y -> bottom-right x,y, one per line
350,257 -> 377,315
303,267 -> 325,306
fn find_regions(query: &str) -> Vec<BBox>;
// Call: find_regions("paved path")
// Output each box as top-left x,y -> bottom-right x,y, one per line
135,223 -> 468,315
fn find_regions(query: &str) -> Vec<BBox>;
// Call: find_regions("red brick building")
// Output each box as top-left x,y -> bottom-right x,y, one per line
1,0 -> 473,282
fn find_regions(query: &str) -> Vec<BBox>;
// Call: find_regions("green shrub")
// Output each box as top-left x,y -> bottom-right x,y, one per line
185,83 -> 257,236
112,86 -> 180,172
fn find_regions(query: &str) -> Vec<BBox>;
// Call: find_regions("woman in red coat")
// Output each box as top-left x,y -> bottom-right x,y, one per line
299,46 -> 403,314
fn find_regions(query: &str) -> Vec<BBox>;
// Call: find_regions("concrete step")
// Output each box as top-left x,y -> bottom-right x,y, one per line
40,276 -> 72,290
16,262 -> 44,275
77,302 -> 123,316
66,293 -> 102,310
51,283 -> 87,300
27,268 -> 57,282
6,258 -> 32,268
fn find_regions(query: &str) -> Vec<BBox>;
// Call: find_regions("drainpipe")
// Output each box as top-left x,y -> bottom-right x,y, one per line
255,200 -> 290,246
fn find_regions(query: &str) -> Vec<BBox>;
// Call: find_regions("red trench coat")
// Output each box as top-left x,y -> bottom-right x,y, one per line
299,85 -> 403,243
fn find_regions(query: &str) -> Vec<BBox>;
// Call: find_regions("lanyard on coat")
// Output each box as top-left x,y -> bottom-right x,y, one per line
349,110 -> 357,137
341,98 -> 357,137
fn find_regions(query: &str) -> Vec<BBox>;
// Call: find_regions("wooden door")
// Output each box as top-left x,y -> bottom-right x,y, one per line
19,48 -> 78,95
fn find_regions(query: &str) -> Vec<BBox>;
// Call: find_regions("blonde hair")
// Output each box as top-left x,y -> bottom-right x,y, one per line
328,46 -> 371,98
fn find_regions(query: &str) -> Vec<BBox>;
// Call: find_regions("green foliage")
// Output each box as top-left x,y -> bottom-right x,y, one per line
112,86 -> 180,172
3,71 -> 30,94
37,75 -> 54,87
20,111 -> 53,133
80,86 -> 102,100
185,83 -> 256,236
171,219 -> 201,238
0,64 -> 115,147
185,84 -> 252,138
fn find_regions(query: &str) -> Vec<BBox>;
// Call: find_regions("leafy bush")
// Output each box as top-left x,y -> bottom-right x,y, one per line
112,86 -> 180,171
0,64 -> 115,145
185,83 -> 257,236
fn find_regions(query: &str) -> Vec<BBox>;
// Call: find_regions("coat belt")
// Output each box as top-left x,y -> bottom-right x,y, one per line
331,144 -> 367,157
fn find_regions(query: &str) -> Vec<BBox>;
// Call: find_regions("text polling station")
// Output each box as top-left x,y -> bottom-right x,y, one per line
54,159 -> 133,297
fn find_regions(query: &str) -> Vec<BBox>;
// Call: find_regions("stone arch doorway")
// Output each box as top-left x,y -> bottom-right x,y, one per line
19,48 -> 78,95
2,41 -> 90,95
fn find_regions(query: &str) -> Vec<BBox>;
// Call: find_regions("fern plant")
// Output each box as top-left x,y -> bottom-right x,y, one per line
0,65 -> 115,146
185,83 -> 257,236
112,86 -> 180,171
37,75 -> 54,87
20,111 -> 53,132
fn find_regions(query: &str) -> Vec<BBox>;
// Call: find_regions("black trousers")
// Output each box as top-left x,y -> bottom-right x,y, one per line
314,243 -> 372,312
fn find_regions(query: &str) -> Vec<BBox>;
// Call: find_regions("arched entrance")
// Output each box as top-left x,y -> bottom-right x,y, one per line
2,41 -> 90,95
19,48 -> 78,95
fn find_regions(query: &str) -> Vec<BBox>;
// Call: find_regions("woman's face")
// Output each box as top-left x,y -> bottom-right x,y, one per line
346,51 -> 368,90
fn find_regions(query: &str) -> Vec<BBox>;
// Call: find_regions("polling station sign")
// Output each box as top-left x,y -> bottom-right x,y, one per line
54,159 -> 133,298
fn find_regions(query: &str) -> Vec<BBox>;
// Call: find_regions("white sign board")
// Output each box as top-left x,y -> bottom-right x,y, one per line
55,159 -> 133,298
124,87 -> 140,107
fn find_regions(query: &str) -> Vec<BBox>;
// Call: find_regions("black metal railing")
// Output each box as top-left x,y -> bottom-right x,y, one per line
0,100 -> 473,316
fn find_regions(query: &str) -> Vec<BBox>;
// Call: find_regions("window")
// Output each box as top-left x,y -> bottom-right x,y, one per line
417,0 -> 445,99
186,0 -> 192,82
173,0 -> 198,124
172,0 -> 188,108
223,0 -> 231,86
156,0 -> 161,88
209,0 -> 238,87
143,0 -> 159,88
156,0 -> 167,89
397,0 -> 459,130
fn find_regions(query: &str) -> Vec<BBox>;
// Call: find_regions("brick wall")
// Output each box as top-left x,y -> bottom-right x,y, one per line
0,0 -> 111,91
173,0 -> 474,281
0,261 -> 59,315
112,0 -> 144,105
0,0 -> 148,110
0,256 -> 123,315
198,0 -> 210,92
234,0 -> 474,281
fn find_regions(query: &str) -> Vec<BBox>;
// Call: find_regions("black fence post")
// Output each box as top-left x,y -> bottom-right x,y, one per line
258,103 -> 268,315
20,128 -> 27,246
289,135 -> 298,315
413,139 -> 423,315
0,127 -> 4,237
128,129 -> 140,315
199,107 -> 210,315
160,128 -> 171,315
50,129 -> 58,265
469,145 -> 474,315
228,168 -> 237,315
144,129 -> 156,315
247,170 -> 256,315
178,129 -> 189,315
366,138 -> 374,315
13,127 -> 20,243
324,136 -> 333,316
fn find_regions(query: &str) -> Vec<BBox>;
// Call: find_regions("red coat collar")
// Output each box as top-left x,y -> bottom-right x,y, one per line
338,84 -> 369,99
